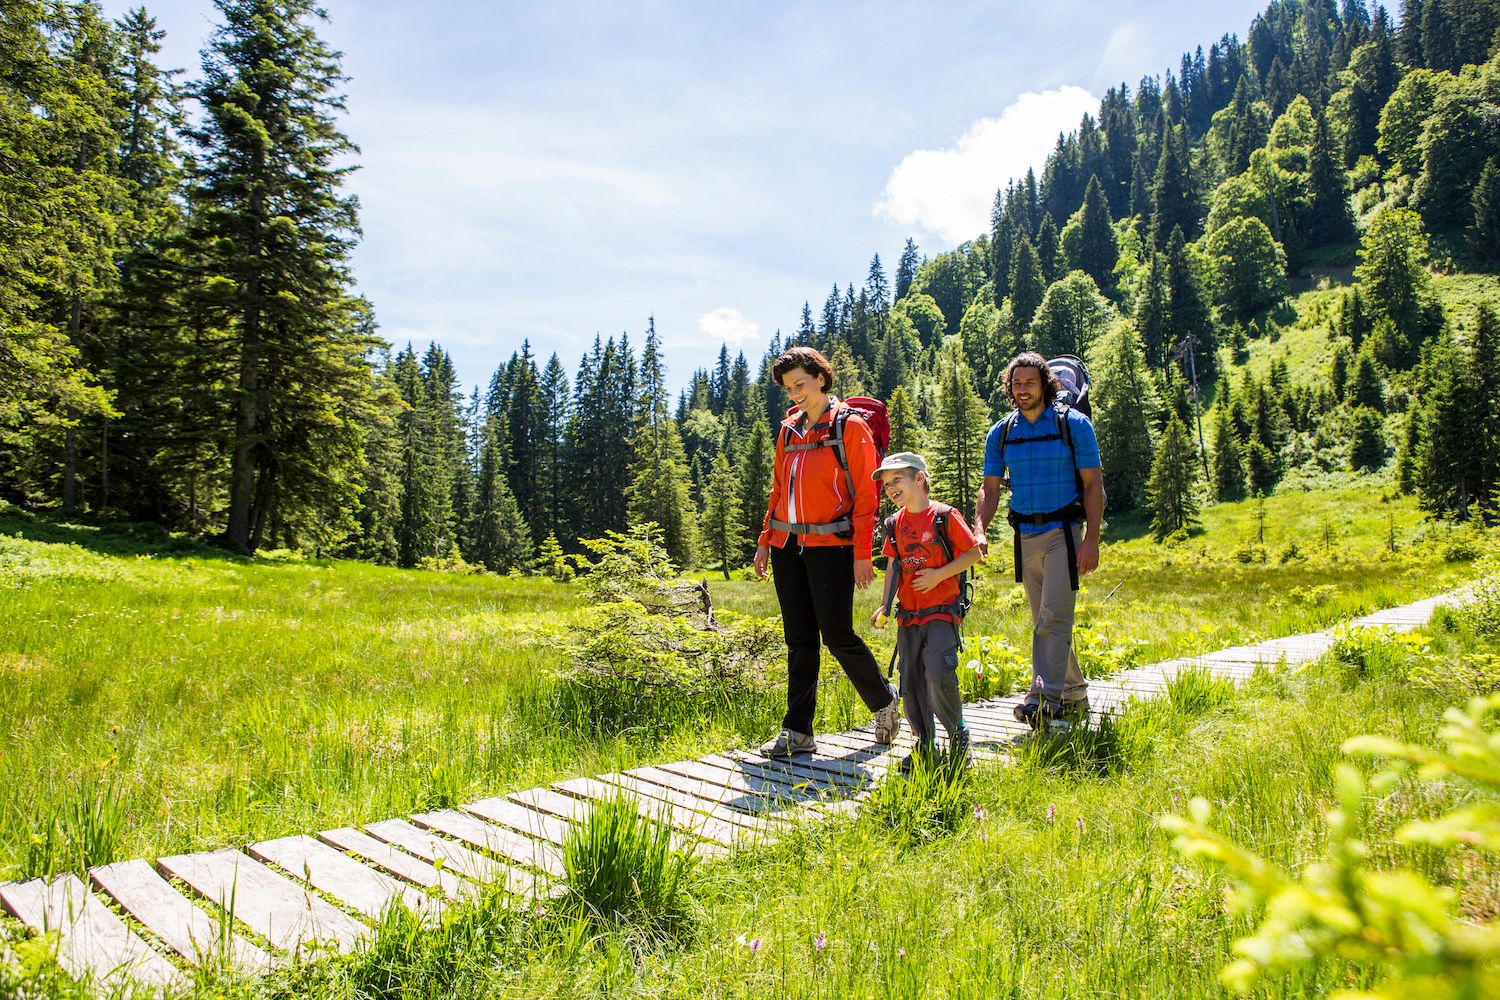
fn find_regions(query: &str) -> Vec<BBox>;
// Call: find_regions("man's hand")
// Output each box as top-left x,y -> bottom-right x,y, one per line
854,559 -> 876,589
753,544 -> 771,579
974,527 -> 989,559
1076,535 -> 1100,577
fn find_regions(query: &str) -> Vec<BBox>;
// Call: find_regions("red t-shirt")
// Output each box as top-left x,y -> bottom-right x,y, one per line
881,503 -> 978,626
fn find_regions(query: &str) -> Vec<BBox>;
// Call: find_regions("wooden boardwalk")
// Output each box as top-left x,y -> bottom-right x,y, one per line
0,592 -> 1458,994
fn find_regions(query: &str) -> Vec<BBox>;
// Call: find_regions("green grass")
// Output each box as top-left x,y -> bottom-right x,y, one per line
131,609 -> 1499,999
0,481 -> 1482,882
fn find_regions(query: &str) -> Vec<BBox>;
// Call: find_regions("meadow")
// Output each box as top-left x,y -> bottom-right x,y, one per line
0,477 -> 1483,887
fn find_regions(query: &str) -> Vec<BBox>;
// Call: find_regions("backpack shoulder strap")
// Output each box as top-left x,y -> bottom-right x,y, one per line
830,404 -> 857,504
1054,402 -> 1075,457
931,503 -> 957,564
997,411 -> 1019,469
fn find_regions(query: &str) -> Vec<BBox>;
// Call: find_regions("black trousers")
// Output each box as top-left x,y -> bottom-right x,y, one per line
770,539 -> 893,735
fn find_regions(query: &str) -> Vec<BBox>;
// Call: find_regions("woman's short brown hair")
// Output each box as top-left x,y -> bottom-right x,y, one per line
771,346 -> 835,392
1002,352 -> 1061,407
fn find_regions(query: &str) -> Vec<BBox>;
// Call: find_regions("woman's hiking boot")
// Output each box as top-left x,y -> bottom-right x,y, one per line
873,686 -> 902,744
760,729 -> 815,757
1013,699 -> 1091,732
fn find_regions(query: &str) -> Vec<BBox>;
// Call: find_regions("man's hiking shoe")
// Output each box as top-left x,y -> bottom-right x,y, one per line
760,729 -> 815,757
1013,700 -> 1090,732
873,690 -> 902,745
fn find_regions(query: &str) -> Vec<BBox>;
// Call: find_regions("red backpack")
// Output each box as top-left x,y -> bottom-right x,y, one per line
778,396 -> 890,506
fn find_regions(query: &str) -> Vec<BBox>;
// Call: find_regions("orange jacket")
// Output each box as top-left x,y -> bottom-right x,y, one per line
758,399 -> 879,556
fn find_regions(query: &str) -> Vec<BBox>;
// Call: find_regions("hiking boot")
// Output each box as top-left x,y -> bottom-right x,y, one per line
760,729 -> 815,757
873,688 -> 902,745
1013,701 -> 1070,732
898,743 -> 937,776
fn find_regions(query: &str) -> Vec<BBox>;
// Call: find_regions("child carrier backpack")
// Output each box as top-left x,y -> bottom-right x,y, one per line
1048,355 -> 1091,417
772,396 -> 889,537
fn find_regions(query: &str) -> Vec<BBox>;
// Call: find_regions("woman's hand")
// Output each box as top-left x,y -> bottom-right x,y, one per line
854,559 -> 876,589
753,544 -> 771,579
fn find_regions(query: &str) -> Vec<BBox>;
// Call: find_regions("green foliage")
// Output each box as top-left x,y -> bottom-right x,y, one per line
862,759 -> 973,850
699,449 -> 744,580
1202,216 -> 1288,318
566,525 -> 778,703
1211,404 -> 1248,501
893,293 -> 946,349
1377,68 -> 1442,178
1031,271 -> 1113,360
929,346 -> 989,521
1008,237 -> 1046,330
1164,694 -> 1500,999
1356,208 -> 1441,365
1348,406 -> 1387,472
1148,415 -> 1202,540
561,793 -> 698,939
1088,320 -> 1156,511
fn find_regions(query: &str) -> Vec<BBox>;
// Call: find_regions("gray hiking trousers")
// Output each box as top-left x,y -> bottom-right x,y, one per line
895,618 -> 966,748
1020,525 -> 1089,709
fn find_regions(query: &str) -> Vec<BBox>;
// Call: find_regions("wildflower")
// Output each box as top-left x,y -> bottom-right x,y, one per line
972,804 -> 986,822
815,931 -> 827,951
1076,816 -> 1085,833
736,933 -> 746,946
750,938 -> 762,953
967,659 -> 982,675
898,947 -> 907,958
1046,803 -> 1057,824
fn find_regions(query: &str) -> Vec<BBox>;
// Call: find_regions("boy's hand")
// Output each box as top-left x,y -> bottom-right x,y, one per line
911,568 -> 945,593
869,607 -> 883,627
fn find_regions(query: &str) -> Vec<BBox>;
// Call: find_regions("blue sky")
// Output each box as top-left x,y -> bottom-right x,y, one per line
104,0 -> 1271,394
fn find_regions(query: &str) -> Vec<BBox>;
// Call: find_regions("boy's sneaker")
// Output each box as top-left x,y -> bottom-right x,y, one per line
760,729 -> 815,757
873,688 -> 902,745
950,726 -> 973,767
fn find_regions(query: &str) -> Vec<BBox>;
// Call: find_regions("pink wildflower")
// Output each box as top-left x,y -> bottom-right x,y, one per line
815,931 -> 827,951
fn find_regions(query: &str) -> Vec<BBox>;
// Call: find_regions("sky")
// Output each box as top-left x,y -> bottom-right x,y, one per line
102,0 -> 1272,395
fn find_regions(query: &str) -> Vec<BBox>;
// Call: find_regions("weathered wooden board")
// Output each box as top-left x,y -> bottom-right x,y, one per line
0,874 -> 183,992
156,849 -> 367,954
363,818 -> 545,898
318,827 -> 470,901
554,775 -> 745,848
463,797 -> 574,847
249,835 -> 440,921
90,859 -> 270,973
505,787 -> 709,857
409,809 -> 564,878
612,764 -> 796,824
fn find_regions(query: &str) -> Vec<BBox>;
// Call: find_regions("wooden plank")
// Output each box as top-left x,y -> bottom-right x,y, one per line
463,797 -> 575,847
362,819 -> 543,898
90,859 -> 270,974
551,776 -> 743,849
318,827 -> 470,901
505,787 -> 708,857
725,747 -> 880,788
249,835 -> 440,922
409,809 -> 564,878
588,771 -> 779,832
702,752 -> 858,796
613,764 -> 796,824
657,757 -> 838,817
0,874 -> 183,992
156,849 -> 368,954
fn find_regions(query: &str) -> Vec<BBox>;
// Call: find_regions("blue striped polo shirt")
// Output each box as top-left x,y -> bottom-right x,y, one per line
983,406 -> 1100,535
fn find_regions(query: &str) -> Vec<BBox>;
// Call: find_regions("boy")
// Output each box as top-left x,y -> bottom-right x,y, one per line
870,452 -> 983,773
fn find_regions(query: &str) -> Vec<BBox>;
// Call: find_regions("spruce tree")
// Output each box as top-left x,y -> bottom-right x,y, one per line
1151,126 -> 1200,246
896,237 -> 921,301
627,327 -> 697,566
930,348 -> 989,520
737,419 -> 773,561
469,413 -> 533,573
1069,175 -> 1119,294
1473,303 -> 1500,517
1089,321 -> 1156,511
1306,111 -> 1355,245
1472,156 -> 1500,261
886,385 -> 923,456
700,449 -> 744,580
1165,227 -> 1218,385
1394,407 -> 1421,494
1009,237 -> 1046,331
394,346 -> 452,565
1415,337 -> 1482,519
1147,414 -> 1201,540
1210,405 -> 1247,500
1035,213 -> 1060,285
1330,341 -> 1353,400
1134,251 -> 1172,368
1349,345 -> 1385,411
1348,407 -> 1387,471
1245,429 -> 1279,496
185,0 -> 373,554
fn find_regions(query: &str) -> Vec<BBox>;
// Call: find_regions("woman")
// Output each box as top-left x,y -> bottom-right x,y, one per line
753,346 -> 901,757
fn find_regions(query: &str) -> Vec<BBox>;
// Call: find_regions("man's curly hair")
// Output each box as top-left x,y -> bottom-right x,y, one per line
1002,352 -> 1061,407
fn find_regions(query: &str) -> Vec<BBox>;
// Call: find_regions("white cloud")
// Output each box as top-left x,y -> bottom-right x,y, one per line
697,307 -> 759,348
875,86 -> 1099,247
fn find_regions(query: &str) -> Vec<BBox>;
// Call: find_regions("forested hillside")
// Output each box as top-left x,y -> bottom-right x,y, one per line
4,0 -> 1500,569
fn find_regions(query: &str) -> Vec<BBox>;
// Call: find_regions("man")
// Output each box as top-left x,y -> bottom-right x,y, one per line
975,353 -> 1104,731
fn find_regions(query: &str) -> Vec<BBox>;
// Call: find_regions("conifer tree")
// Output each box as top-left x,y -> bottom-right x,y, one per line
1067,175 -> 1119,294
184,0 -> 373,554
627,326 -> 697,566
1165,227 -> 1218,386
886,385 -> 923,456
1036,213 -> 1060,284
469,413 -> 532,574
1348,407 -> 1387,471
1009,237 -> 1046,331
537,352 -> 569,541
1306,111 -> 1355,245
1472,156 -> 1500,261
351,352 -> 403,563
737,419 -> 773,562
1089,321 -> 1156,510
930,348 -> 989,520
1415,337 -> 1482,519
1151,126 -> 1200,246
1394,406 -> 1421,494
394,346 -> 452,565
1349,345 -> 1385,411
1245,429 -> 1279,496
700,449 -> 744,579
896,237 -> 921,301
1472,303 -> 1500,517
1134,251 -> 1172,368
1210,405 -> 1247,500
1147,414 -> 1200,540
1331,342 -> 1353,400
